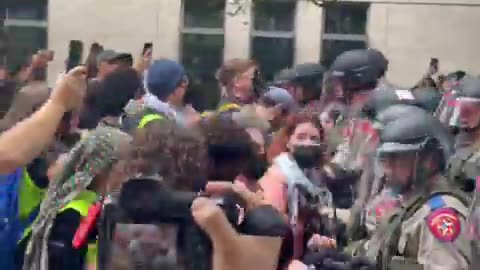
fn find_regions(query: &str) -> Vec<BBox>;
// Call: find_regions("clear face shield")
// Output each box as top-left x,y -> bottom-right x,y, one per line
323,72 -> 347,105
448,96 -> 480,130
375,142 -> 427,195
435,91 -> 459,127
334,119 -> 380,173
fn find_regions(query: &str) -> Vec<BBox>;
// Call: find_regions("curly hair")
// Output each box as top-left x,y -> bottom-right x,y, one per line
266,113 -> 324,163
200,116 -> 256,181
127,120 -> 208,191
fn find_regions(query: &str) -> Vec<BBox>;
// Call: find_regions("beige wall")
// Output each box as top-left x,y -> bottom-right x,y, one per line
48,0 -> 480,87
366,2 -> 480,87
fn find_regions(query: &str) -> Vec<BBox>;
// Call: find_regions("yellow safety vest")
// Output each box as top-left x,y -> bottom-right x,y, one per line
19,168 -> 45,220
137,113 -> 164,128
200,103 -> 242,118
20,190 -> 98,264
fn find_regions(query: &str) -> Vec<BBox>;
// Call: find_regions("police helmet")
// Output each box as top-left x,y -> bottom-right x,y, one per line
366,48 -> 388,79
458,77 -> 480,99
290,62 -> 326,99
329,49 -> 379,93
411,87 -> 442,113
360,89 -> 418,120
378,111 -> 454,171
447,77 -> 480,129
375,104 -> 428,129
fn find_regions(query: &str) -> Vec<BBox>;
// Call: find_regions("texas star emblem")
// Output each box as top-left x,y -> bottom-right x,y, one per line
426,208 -> 461,242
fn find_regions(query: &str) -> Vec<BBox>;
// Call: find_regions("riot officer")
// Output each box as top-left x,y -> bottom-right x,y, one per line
348,104 -> 455,239
447,77 -> 480,193
289,63 -> 326,109
366,48 -> 396,91
322,49 -> 391,209
352,111 -> 471,270
411,86 -> 442,114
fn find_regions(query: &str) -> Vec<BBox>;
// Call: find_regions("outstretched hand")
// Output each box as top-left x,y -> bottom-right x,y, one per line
191,181 -> 282,270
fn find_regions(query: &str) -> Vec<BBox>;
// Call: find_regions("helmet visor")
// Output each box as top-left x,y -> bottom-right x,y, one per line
434,91 -> 458,126
449,96 -> 480,128
332,119 -> 379,172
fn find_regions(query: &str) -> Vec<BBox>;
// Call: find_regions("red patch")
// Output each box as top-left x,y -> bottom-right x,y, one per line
426,208 -> 461,242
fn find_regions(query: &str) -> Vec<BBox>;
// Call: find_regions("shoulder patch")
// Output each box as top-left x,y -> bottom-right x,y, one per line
425,208 -> 461,242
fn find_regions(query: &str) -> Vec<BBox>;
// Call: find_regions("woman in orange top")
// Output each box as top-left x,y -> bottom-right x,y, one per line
260,113 -> 335,268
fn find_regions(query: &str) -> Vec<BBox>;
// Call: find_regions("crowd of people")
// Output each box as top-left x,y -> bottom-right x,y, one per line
0,43 -> 478,270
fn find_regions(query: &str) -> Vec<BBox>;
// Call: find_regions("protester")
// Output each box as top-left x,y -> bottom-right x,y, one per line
261,113 -> 330,259
0,66 -> 87,174
2,39 -> 479,270
17,126 -> 131,270
217,59 -> 259,108
95,50 -> 133,82
78,67 -> 141,129
0,50 -> 53,131
126,119 -> 208,191
258,86 -> 298,132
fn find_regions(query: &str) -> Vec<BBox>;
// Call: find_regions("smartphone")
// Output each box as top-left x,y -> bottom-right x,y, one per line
429,57 -> 439,75
66,40 -> 84,72
142,42 -> 153,56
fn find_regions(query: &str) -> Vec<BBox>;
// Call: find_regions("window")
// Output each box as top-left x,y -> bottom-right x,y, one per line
1,1 -> 48,71
321,2 -> 369,67
181,0 -> 225,111
252,0 -> 295,81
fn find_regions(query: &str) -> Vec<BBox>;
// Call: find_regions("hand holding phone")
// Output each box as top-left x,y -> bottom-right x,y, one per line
66,40 -> 84,72
429,58 -> 439,75
142,42 -> 153,59
134,42 -> 153,74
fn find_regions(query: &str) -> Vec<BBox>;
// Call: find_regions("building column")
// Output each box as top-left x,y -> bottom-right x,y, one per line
156,0 -> 182,61
223,0 -> 252,60
294,0 -> 323,64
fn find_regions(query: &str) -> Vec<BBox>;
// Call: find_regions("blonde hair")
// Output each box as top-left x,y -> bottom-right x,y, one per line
217,59 -> 257,87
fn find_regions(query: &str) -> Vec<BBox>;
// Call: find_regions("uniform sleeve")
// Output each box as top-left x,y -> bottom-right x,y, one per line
416,207 -> 471,270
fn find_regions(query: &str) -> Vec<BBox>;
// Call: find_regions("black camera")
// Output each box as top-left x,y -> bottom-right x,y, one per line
97,178 -> 245,270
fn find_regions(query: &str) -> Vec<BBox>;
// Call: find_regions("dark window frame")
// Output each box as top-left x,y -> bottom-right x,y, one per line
321,2 -> 370,67
250,0 -> 297,81
180,0 -> 226,111
1,2 -> 48,71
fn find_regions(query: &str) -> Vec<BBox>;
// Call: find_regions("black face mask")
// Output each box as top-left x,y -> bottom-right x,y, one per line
292,145 -> 323,169
243,154 -> 268,181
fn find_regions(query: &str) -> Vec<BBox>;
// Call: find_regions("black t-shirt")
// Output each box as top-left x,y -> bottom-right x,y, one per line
15,158 -> 88,270
15,209 -> 87,270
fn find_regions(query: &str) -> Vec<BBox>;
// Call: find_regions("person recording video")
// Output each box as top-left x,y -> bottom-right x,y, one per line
99,118 -> 289,270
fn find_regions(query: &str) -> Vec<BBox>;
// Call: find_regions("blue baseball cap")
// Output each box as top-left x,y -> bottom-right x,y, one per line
260,86 -> 297,112
147,59 -> 186,100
